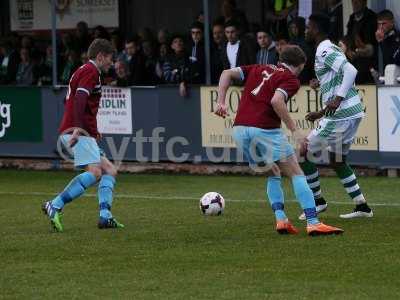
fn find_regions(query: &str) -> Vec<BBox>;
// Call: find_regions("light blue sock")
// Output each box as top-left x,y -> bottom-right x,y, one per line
266,176 -> 287,221
51,172 -> 97,210
292,175 -> 320,225
98,175 -> 116,220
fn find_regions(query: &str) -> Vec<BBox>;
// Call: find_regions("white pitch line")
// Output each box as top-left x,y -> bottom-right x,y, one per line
0,191 -> 400,207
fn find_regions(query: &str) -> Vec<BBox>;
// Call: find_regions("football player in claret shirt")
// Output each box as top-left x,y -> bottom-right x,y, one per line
42,39 -> 124,232
215,45 -> 343,236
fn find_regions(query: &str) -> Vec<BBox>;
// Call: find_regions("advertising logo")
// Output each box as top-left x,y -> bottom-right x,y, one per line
390,95 -> 400,135
0,101 -> 11,138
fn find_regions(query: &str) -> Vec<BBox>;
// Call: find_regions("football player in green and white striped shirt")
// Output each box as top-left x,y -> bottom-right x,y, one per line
298,13 -> 373,219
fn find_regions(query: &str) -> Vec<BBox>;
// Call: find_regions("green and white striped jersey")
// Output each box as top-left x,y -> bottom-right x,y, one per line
315,40 -> 364,121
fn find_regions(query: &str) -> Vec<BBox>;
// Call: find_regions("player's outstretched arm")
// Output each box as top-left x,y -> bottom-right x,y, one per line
215,68 -> 242,118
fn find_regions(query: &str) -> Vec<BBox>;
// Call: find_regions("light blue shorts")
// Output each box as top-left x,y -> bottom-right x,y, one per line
232,126 -> 294,167
60,134 -> 102,167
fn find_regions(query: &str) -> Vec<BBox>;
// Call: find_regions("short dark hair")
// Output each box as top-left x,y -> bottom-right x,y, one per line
377,9 -> 394,21
191,21 -> 203,31
308,13 -> 331,35
87,38 -> 114,59
224,19 -> 238,29
125,36 -> 140,46
279,45 -> 307,67
170,34 -> 184,45
256,26 -> 271,37
275,32 -> 289,42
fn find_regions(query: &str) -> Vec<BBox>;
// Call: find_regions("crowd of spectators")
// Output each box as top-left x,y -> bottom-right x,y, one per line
1,0 -> 400,93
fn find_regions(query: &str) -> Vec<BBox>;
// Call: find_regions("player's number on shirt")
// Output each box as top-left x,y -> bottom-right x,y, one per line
251,70 -> 273,96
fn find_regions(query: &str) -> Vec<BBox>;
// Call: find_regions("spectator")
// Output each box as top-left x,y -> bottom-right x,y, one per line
339,35 -> 353,55
111,30 -> 124,59
155,43 -> 169,82
138,27 -> 155,44
197,12 -> 205,24
110,60 -> 130,87
142,40 -> 158,84
221,20 -> 256,70
211,21 -> 225,84
188,21 -> 205,84
219,0 -> 249,34
324,0 -> 343,42
60,49 -> 80,84
0,39 -> 20,84
80,51 -> 89,65
75,21 -> 91,54
16,48 -> 35,85
123,37 -> 146,85
288,17 -> 314,83
275,34 -> 289,56
37,45 -> 53,86
157,29 -> 170,45
256,27 -> 278,65
375,9 -> 400,74
21,35 -> 33,49
162,35 -> 190,97
94,25 -> 110,40
265,0 -> 298,37
60,33 -> 78,68
288,17 -> 306,48
346,0 -> 377,83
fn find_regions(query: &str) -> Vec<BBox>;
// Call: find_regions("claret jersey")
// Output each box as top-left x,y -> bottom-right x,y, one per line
234,64 -> 301,129
59,60 -> 102,137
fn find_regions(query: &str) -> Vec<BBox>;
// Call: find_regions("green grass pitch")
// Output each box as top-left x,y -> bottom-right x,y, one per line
1,169 -> 400,299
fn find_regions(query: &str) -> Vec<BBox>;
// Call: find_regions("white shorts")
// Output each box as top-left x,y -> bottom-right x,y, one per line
307,117 -> 362,156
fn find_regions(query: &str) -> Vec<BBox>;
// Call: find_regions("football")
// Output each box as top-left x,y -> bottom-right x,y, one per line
199,192 -> 225,215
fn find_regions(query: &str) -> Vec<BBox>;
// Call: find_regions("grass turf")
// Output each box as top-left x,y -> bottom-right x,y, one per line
0,170 -> 400,299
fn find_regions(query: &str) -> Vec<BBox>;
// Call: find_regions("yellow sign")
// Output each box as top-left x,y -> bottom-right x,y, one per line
200,85 -> 378,151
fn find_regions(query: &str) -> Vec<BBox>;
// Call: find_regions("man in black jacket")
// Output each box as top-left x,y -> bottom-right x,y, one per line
124,38 -> 146,85
375,10 -> 400,74
220,20 -> 256,71
188,21 -> 205,84
0,39 -> 20,84
346,0 -> 377,83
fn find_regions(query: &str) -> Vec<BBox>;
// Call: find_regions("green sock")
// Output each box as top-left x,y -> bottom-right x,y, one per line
334,163 -> 366,204
300,160 -> 323,202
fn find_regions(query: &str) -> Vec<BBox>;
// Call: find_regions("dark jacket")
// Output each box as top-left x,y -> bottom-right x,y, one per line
347,8 -> 377,46
0,50 -> 20,84
188,41 -> 205,84
127,53 -> 147,85
162,53 -> 191,84
378,29 -> 400,72
256,43 -> 278,65
347,8 -> 377,83
210,42 -> 224,84
221,39 -> 256,70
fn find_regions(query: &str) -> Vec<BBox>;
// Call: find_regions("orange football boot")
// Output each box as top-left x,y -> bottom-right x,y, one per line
307,222 -> 344,236
276,220 -> 299,235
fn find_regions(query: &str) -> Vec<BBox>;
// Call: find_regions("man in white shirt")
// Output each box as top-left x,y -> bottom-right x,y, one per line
221,20 -> 256,71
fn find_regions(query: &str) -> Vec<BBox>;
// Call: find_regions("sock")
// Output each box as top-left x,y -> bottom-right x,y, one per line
51,172 -> 97,210
266,176 -> 287,221
98,175 -> 116,220
291,175 -> 320,225
300,160 -> 325,205
334,163 -> 366,205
